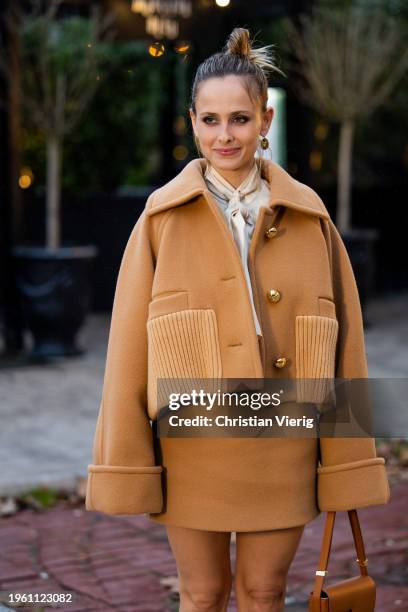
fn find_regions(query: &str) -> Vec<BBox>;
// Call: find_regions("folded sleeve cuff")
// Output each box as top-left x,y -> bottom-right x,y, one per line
85,464 -> 163,515
317,457 -> 390,511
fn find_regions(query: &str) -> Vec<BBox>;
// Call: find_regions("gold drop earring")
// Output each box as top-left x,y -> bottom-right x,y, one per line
258,134 -> 273,161
260,136 -> 269,150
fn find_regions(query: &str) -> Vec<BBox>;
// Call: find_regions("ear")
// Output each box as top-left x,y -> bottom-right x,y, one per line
261,107 -> 274,135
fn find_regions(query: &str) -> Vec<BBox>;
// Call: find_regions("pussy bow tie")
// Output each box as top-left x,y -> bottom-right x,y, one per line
204,159 -> 262,245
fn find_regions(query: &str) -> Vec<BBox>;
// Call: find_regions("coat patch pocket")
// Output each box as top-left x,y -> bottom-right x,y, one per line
295,315 -> 339,405
318,296 -> 337,319
148,290 -> 189,320
146,309 -> 223,420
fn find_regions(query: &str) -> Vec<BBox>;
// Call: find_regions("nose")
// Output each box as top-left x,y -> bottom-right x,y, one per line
217,122 -> 234,144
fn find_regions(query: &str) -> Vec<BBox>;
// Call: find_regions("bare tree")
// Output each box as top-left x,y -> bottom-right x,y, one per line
0,0 -> 116,249
283,2 -> 408,233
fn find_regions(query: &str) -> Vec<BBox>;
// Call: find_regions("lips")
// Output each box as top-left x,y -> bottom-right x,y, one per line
214,148 -> 241,154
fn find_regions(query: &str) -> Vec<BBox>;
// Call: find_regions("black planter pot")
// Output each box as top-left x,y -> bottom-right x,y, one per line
12,245 -> 98,359
342,229 -> 379,327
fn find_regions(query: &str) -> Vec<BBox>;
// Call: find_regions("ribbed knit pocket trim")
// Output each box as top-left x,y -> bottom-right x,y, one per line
295,315 -> 339,404
147,309 -> 222,419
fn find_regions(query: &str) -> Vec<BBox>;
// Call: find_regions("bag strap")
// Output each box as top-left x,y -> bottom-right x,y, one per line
348,509 -> 369,576
310,510 -> 369,597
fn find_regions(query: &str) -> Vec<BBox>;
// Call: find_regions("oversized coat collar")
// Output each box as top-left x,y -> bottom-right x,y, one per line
146,157 -> 330,221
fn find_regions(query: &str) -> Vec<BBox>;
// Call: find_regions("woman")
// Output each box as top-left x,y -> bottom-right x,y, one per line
86,28 -> 390,611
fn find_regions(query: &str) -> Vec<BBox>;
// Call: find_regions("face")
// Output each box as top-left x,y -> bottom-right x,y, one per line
189,74 -> 274,184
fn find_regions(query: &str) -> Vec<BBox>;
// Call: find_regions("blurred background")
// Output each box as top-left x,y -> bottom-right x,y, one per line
0,1 -> 407,610
1,0 -> 408,352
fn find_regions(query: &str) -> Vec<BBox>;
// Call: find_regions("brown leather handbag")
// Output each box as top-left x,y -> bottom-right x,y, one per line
309,510 -> 376,611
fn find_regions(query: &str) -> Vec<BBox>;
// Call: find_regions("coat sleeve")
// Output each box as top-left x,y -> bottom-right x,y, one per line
85,205 -> 163,515
317,218 -> 391,511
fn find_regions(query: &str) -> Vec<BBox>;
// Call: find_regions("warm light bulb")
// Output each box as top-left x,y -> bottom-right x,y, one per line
173,116 -> 186,136
215,0 -> 230,7
174,41 -> 190,54
173,145 -> 188,160
314,122 -> 328,141
19,174 -> 32,189
148,42 -> 165,57
19,167 -> 33,189
309,150 -> 322,171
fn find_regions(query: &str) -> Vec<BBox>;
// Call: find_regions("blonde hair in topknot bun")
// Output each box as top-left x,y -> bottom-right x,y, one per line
224,27 -> 285,78
189,27 -> 285,117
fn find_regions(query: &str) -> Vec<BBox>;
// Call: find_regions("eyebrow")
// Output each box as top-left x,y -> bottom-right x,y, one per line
199,110 -> 253,117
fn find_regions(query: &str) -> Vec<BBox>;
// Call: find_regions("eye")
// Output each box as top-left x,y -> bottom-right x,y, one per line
202,115 -> 249,125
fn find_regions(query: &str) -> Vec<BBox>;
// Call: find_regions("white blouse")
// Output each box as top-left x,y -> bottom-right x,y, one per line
204,158 -> 271,337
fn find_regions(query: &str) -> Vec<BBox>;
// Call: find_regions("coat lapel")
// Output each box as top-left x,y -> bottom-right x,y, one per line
146,157 -> 330,221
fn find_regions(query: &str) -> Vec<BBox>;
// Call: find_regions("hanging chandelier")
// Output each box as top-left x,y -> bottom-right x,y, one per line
130,0 -> 193,39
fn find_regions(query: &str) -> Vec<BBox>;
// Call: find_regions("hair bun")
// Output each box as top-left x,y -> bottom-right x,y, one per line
225,27 -> 251,57
224,27 -> 285,78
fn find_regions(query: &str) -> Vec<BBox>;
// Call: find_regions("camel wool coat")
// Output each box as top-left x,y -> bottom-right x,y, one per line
85,157 -> 390,532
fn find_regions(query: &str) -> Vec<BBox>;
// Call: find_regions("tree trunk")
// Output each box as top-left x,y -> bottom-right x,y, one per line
337,118 -> 355,234
46,134 -> 62,249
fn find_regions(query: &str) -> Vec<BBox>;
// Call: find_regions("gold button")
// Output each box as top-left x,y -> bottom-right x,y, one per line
267,289 -> 281,303
265,226 -> 278,238
273,357 -> 287,369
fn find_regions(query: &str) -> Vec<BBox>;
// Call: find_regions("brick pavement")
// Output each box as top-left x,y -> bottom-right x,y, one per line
0,479 -> 406,611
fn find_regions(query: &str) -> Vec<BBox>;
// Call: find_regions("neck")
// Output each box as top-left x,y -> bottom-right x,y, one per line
207,157 -> 257,189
